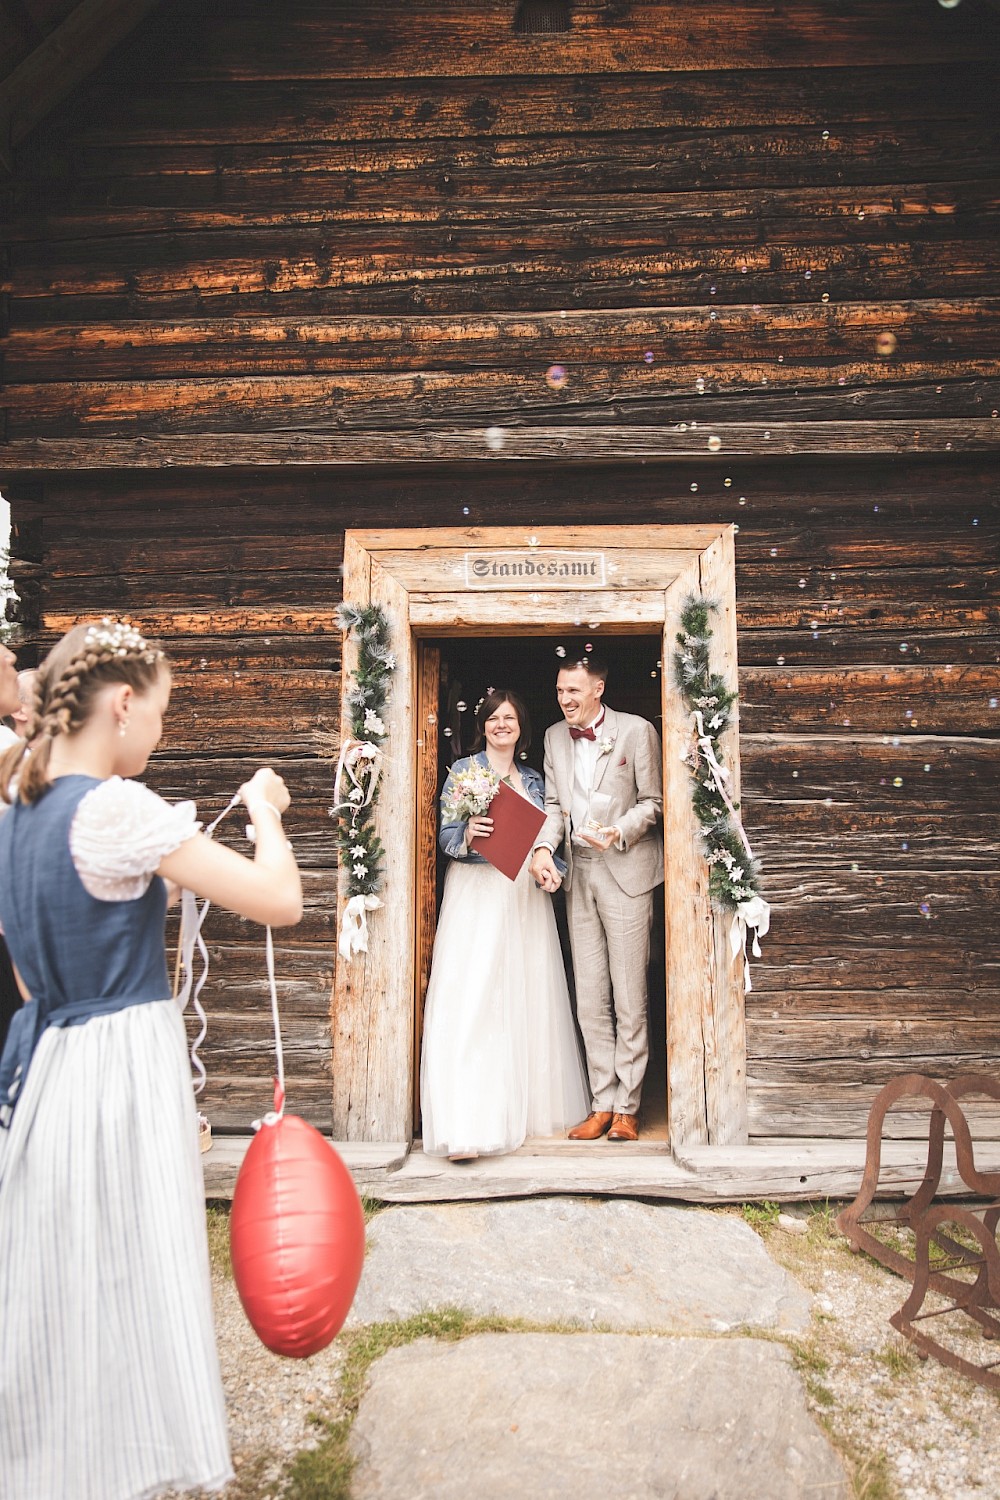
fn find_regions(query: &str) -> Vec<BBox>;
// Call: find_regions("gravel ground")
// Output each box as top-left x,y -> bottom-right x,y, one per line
170,1202 -> 1000,1500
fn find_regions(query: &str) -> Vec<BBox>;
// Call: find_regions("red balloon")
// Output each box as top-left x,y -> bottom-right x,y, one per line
229,1113 -> 365,1358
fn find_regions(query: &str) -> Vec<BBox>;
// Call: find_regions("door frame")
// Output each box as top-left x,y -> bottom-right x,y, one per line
330,524 -> 747,1150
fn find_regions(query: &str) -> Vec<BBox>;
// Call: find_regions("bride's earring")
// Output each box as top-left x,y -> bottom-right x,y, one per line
119,717 -> 129,738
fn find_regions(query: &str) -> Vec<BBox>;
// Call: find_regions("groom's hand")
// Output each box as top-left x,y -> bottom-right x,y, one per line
530,847 -> 561,891
581,825 -> 618,852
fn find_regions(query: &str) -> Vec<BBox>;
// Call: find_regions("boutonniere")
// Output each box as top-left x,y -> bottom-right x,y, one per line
597,735 -> 615,756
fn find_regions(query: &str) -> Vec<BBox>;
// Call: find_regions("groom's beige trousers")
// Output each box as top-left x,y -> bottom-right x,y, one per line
566,846 -> 653,1116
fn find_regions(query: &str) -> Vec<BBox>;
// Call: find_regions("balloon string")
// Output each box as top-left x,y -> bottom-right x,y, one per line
266,924 -> 285,1116
176,792 -> 287,1115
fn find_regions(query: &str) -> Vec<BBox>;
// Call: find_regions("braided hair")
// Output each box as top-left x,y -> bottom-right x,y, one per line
0,619 -> 168,805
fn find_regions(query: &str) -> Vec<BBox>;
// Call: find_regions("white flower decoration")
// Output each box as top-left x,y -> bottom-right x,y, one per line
352,862 -> 367,878
364,709 -> 386,736
348,787 -> 364,803
350,845 -> 366,857
597,736 -> 615,755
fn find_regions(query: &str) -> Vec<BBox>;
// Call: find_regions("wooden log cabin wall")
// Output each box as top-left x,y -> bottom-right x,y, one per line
1,0 -> 998,1143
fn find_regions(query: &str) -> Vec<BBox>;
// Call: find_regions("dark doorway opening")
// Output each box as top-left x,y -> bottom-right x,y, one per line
423,632 -> 667,1144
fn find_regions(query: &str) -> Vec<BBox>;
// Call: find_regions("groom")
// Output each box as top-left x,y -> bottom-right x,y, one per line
530,655 -> 663,1142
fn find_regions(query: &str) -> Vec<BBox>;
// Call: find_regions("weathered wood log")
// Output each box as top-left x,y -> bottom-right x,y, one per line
6,300 -> 997,382
87,4 -> 1000,84
4,422 -> 998,470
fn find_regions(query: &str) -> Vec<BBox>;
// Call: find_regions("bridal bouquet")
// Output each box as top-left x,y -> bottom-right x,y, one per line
442,762 -> 500,822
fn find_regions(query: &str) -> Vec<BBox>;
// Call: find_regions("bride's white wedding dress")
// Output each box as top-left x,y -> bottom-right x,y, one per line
420,774 -> 589,1159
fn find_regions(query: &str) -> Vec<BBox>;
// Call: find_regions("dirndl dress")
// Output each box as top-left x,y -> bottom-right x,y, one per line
0,774 -> 233,1500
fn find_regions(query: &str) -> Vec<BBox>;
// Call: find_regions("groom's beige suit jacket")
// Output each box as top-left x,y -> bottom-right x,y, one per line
538,706 -> 664,896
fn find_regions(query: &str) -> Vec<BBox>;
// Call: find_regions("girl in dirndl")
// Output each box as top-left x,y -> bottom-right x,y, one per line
0,618 -> 303,1500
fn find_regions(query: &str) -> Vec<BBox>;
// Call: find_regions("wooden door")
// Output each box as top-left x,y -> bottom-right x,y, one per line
413,643 -> 440,1132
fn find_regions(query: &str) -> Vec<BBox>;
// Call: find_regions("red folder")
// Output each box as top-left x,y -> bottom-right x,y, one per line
468,779 -> 546,882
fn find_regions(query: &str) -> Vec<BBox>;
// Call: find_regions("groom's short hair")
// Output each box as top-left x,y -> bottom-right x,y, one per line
565,651 -> 609,686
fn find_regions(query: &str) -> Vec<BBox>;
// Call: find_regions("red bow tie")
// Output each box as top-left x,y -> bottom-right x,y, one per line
570,716 -> 604,742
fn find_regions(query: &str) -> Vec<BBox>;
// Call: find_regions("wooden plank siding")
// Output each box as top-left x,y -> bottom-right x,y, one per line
1,0 -> 998,1140
3,456 -> 997,1135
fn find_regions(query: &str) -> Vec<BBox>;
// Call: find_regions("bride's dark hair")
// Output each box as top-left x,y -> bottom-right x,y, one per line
471,689 -> 531,760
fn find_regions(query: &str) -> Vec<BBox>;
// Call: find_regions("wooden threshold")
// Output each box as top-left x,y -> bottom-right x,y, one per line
201,1134 -> 1000,1205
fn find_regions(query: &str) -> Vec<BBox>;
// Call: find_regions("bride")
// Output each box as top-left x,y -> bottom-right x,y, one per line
420,689 -> 589,1161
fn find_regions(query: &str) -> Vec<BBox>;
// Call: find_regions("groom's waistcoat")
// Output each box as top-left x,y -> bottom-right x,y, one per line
538,707 -> 664,897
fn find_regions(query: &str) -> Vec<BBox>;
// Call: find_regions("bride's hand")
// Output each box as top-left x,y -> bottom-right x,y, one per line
466,815 -> 493,843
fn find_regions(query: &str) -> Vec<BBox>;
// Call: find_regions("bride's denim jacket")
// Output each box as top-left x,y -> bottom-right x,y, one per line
439,752 -> 567,876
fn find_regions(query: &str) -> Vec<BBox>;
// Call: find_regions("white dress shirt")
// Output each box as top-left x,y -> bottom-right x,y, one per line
570,710 -> 606,847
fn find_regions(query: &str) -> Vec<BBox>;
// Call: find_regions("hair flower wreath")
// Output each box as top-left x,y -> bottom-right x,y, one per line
83,617 -> 164,666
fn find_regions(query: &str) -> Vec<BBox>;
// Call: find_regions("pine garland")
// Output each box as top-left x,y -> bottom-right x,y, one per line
674,596 -> 762,911
331,602 -> 395,898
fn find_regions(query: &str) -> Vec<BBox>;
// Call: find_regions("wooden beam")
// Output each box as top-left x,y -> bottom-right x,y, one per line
0,0 -> 163,168
2,420 -> 997,473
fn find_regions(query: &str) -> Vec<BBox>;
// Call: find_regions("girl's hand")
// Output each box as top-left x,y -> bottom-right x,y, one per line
466,815 -> 493,843
239,766 -> 291,818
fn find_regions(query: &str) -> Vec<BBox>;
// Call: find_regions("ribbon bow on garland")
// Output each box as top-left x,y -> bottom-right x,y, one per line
331,603 -> 395,962
674,596 -> 771,990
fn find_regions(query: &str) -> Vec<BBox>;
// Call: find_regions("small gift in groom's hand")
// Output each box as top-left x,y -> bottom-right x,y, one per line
469,780 -> 545,882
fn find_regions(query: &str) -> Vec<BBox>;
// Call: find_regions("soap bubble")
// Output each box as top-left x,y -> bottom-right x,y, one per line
924,764 -> 931,772
822,130 -> 830,140
919,901 -> 932,918
990,698 -> 999,709
484,426 -> 505,450
769,547 -> 778,557
893,776 -> 903,787
690,482 -> 699,492
899,642 -> 909,652
707,435 -> 722,452
901,842 -> 909,851
937,0 -> 962,8
875,332 -> 897,356
456,700 -> 467,712
724,477 -> 732,487
695,377 -> 706,393
905,710 -> 913,719
837,375 -> 847,386
776,656 -> 785,666
791,770 -> 799,779
545,365 -> 567,390
644,351 -> 655,364
821,293 -> 830,303
585,642 -> 593,652
555,646 -> 566,658
462,506 -> 470,515
798,578 -> 807,588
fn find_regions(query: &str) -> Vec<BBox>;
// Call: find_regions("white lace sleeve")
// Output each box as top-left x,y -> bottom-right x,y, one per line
70,777 -> 202,901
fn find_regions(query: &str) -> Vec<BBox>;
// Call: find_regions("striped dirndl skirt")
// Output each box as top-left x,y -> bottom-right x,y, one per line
0,998 -> 233,1500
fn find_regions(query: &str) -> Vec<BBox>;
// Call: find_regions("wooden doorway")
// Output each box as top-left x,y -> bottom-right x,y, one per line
331,525 -> 746,1152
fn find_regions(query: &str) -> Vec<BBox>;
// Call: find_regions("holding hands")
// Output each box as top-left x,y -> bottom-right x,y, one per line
529,846 -> 563,893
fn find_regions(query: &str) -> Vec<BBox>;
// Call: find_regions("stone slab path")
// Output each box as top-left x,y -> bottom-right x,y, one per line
349,1197 -> 812,1333
350,1333 -> 850,1500
345,1198 -> 848,1499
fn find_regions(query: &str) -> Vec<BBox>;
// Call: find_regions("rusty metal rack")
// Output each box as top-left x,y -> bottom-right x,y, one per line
836,1072 -> 1000,1390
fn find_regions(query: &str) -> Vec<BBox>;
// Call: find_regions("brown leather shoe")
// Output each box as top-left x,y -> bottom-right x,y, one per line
567,1111 -> 614,1141
607,1113 -> 639,1142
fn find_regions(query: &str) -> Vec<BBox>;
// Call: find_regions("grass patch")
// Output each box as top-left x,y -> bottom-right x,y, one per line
282,1307 -> 545,1500
875,1341 -> 917,1378
206,1205 -> 233,1280
740,1199 -> 781,1232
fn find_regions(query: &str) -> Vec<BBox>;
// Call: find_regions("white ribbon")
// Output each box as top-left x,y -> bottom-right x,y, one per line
338,892 -> 383,962
688,711 -> 771,990
729,895 -> 771,993
174,792 -> 242,1092
330,737 -> 383,818
692,710 -> 754,862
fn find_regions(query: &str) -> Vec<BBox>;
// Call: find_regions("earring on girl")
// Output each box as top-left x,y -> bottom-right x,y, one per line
119,718 -> 129,738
